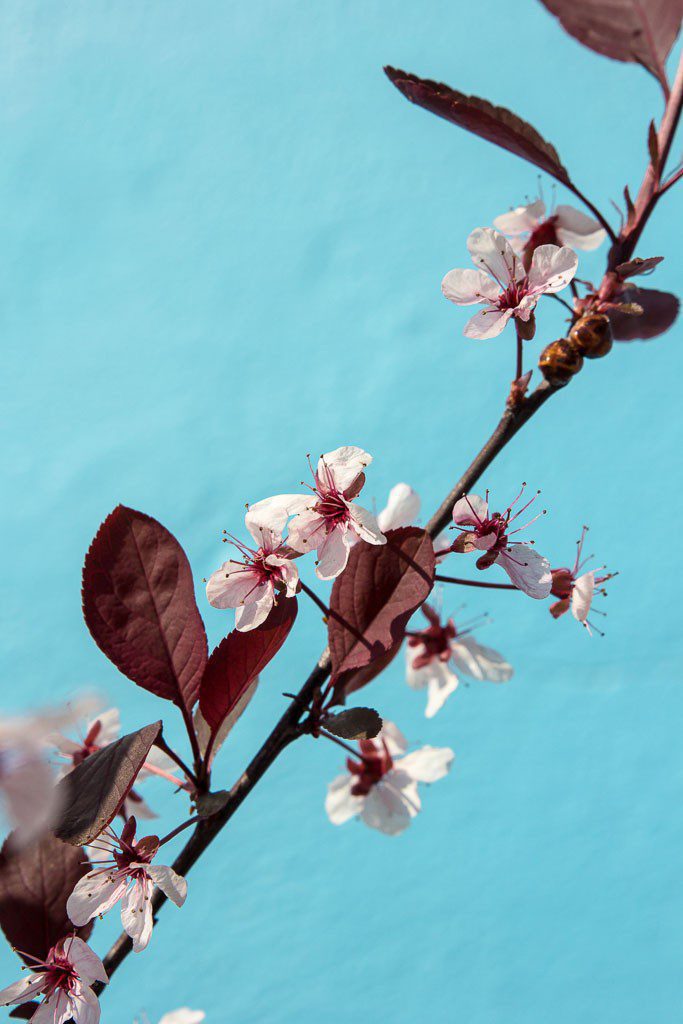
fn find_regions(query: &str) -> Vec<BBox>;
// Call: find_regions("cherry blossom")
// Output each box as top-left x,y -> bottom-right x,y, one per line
376,483 -> 421,532
0,935 -> 107,1024
266,446 -> 386,580
450,486 -> 552,598
494,198 -> 606,267
441,227 -> 578,339
67,818 -> 187,953
406,602 -> 513,717
206,500 -> 300,631
0,701 -> 96,846
549,526 -> 617,635
325,721 -> 454,835
50,708 -> 181,820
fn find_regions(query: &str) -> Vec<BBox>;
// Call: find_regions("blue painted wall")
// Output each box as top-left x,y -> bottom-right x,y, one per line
1,2 -> 681,1021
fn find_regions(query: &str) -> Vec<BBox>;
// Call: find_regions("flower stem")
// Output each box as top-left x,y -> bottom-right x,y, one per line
317,729 -> 366,761
158,816 -> 201,848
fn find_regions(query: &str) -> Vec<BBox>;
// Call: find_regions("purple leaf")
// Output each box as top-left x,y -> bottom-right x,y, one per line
609,285 -> 679,340
333,640 -> 403,701
384,66 -> 571,184
324,707 -> 383,741
82,505 -> 208,711
0,833 -> 93,964
328,527 -> 435,679
537,0 -> 682,87
199,599 -> 297,739
54,721 -> 162,846
615,256 -> 664,278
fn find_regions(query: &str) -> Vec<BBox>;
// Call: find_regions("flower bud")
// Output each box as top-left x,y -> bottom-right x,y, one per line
569,313 -> 613,359
516,312 -> 536,341
538,338 -> 583,387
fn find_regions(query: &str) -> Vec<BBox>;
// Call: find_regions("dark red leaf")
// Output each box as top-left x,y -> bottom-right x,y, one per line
10,1005 -> 39,1019
54,721 -> 162,846
82,505 -> 208,711
334,640 -> 403,700
538,0 -> 682,87
616,256 -> 664,278
609,285 -> 679,340
0,833 -> 93,964
324,707 -> 383,740
328,528 -> 435,679
199,599 -> 297,738
384,66 -> 570,184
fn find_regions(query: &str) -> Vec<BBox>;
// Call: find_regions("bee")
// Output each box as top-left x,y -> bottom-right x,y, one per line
569,312 -> 613,359
538,337 -> 584,387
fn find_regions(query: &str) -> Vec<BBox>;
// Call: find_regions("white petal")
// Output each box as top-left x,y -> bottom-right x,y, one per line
449,636 -> 513,683
205,562 -> 263,610
317,446 -> 372,493
315,526 -> 351,580
377,483 -> 421,532
67,870 -> 127,926
555,205 -> 606,250
496,544 -> 552,599
526,244 -> 578,295
158,1011 -> 206,1024
493,199 -> 545,236
451,493 -> 488,527
147,864 -> 187,907
71,985 -> 101,1024
397,745 -> 455,783
33,990 -> 72,1024
424,667 -> 460,718
62,937 -> 108,985
378,720 -> 409,757
571,571 -> 595,624
467,227 -> 524,283
0,974 -> 46,1005
463,306 -> 513,339
360,774 -> 419,835
121,876 -> 154,952
286,510 -> 327,553
441,267 -> 500,306
234,588 -> 275,631
89,708 -> 121,747
405,646 -> 430,690
348,504 -> 386,546
266,554 -> 299,596
325,774 -> 363,825
244,494 -> 309,546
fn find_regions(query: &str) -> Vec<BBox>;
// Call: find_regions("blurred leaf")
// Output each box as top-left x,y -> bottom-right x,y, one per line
0,833 -> 93,964
325,707 -> 383,740
537,0 -> 682,87
195,790 -> 230,818
54,721 -> 162,846
616,256 -> 663,278
328,527 -> 434,678
384,66 -> 571,183
610,285 -> 679,339
82,505 -> 208,711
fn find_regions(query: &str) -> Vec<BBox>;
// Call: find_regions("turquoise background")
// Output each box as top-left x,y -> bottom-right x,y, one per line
2,2 -> 682,1021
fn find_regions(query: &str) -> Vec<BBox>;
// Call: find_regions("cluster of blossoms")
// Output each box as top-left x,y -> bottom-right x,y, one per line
206,445 -> 386,629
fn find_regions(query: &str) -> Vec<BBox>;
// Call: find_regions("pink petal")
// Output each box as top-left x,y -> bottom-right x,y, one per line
397,745 -> 455,782
451,493 -> 488,527
121,876 -> 154,952
315,526 -> 351,580
147,864 -> 187,907
496,543 -> 552,599
0,974 -> 46,1006
325,774 -> 363,825
526,244 -> 578,295
377,483 -> 421,532
464,306 -> 513,339
234,587 -> 275,631
441,267 -> 500,305
449,636 -> 513,682
67,871 -> 127,926
245,494 -> 309,548
467,227 -> 524,283
571,571 -> 595,624
205,562 -> 263,610
317,446 -> 372,493
378,720 -> 409,757
555,204 -> 606,250
62,937 -> 108,986
71,985 -> 101,1024
360,774 -> 418,834
347,503 -> 386,545
493,199 -> 545,236
287,510 -> 328,553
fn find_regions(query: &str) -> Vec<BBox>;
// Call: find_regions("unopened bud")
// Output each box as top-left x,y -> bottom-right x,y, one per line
538,337 -> 583,387
569,313 -> 613,359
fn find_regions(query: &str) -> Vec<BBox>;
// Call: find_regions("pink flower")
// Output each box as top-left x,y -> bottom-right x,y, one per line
50,708 -> 181,821
206,500 -> 300,631
0,935 -> 107,1024
67,819 -> 187,953
275,446 -> 386,580
406,603 -> 512,717
549,526 -> 617,635
325,722 -> 454,836
450,487 -> 552,598
494,198 -> 606,267
441,227 -> 578,339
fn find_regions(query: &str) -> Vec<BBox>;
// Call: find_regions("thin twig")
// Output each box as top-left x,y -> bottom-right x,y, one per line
435,574 -> 518,591
153,735 -> 200,790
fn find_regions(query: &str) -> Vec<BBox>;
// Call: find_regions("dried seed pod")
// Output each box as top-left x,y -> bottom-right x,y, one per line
538,337 -> 583,387
569,313 -> 613,359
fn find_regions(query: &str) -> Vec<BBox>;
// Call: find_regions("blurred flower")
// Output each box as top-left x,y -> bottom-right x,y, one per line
549,526 -> 617,635
451,487 -> 551,598
50,707 -> 181,820
442,227 -> 578,339
494,198 -> 605,267
67,818 -> 187,953
157,1012 -> 205,1024
325,721 -> 453,836
377,483 -> 421,532
277,446 -> 386,579
0,935 -> 107,1023
406,603 -> 512,717
206,500 -> 299,632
